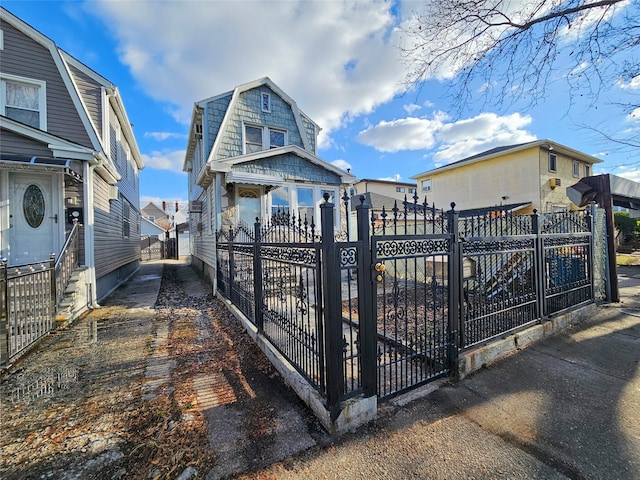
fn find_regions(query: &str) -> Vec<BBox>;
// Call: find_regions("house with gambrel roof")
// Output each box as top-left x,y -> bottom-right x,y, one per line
0,7 -> 143,307
183,77 -> 355,285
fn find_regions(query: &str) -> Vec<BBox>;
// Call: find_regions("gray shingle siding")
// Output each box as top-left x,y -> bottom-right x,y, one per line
300,114 -> 317,154
235,155 -> 341,184
213,86 -> 306,161
0,21 -> 92,148
205,93 -> 232,154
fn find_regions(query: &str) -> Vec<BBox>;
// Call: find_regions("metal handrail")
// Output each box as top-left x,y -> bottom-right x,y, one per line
54,220 -> 80,309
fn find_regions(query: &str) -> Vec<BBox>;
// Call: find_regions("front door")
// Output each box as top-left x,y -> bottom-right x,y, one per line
8,172 -> 61,266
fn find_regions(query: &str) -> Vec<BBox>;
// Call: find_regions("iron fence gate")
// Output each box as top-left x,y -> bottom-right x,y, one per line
216,195 -> 596,414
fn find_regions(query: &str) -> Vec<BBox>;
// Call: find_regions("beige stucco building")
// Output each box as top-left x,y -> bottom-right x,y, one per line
412,140 -> 603,214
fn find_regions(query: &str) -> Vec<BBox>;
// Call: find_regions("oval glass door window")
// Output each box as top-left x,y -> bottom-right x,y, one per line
23,184 -> 46,228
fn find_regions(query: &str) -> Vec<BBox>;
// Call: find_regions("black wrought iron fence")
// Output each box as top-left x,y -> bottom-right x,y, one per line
216,195 -> 596,417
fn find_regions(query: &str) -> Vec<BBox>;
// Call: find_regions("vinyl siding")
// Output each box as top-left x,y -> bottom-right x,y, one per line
67,64 -> 103,140
0,20 -> 92,147
0,129 -> 53,156
107,106 -> 139,209
93,173 -> 140,280
191,186 -> 216,267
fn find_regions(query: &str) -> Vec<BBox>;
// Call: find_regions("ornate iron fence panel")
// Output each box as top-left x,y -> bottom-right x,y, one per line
542,234 -> 592,314
230,244 -> 255,322
214,199 -> 599,418
540,210 -> 593,315
338,242 -> 363,399
371,233 -> 454,399
461,235 -> 539,348
259,242 -> 327,394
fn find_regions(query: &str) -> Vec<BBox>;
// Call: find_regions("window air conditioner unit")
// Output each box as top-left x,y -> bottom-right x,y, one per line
549,178 -> 561,188
108,185 -> 119,200
189,200 -> 202,213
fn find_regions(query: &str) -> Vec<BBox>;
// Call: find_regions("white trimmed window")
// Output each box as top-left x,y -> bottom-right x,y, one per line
262,92 -> 271,112
421,178 -> 432,192
268,184 -> 339,227
244,124 -> 287,154
1,74 -> 47,129
573,161 -> 580,177
584,165 -> 591,177
396,187 -> 405,193
549,153 -> 557,172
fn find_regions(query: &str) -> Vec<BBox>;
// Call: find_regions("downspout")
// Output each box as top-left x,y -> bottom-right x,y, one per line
83,161 -> 99,308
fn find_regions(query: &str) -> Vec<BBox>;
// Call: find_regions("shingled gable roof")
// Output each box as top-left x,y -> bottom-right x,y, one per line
0,7 -> 135,181
204,77 -> 319,163
411,139 -> 603,179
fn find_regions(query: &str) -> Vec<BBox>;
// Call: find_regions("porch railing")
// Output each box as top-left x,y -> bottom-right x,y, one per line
0,258 -> 55,367
54,220 -> 80,310
1,221 -> 81,368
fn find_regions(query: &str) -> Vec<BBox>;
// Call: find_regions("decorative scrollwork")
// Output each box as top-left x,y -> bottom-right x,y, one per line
375,238 -> 450,259
340,247 -> 357,267
463,238 -> 534,254
295,276 -> 308,316
23,184 -> 45,228
260,245 -> 317,265
543,235 -> 590,248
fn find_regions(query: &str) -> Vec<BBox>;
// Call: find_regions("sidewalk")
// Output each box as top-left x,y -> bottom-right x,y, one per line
241,266 -> 640,479
1,261 -> 638,479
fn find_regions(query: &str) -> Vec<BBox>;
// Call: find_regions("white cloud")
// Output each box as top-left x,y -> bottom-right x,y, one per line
627,107 -> 640,122
357,111 -> 535,163
403,103 -> 421,114
331,159 -> 352,172
434,113 -> 535,162
619,75 -> 640,91
144,131 -> 187,141
356,112 -> 449,152
92,0 -> 408,143
378,174 -> 402,182
141,149 -> 187,172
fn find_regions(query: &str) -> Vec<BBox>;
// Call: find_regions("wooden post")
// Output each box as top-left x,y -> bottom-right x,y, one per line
599,175 -> 619,302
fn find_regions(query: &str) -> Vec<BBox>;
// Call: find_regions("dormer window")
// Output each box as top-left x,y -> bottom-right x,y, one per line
244,124 -> 287,153
1,75 -> 47,129
262,92 -> 271,112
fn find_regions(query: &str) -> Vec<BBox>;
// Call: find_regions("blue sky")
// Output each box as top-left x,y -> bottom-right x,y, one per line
4,0 -> 639,208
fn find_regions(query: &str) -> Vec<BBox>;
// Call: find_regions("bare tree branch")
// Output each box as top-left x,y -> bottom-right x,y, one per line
399,0 -> 640,147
